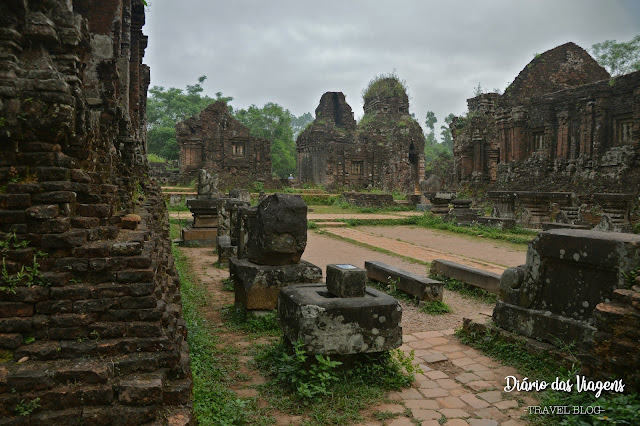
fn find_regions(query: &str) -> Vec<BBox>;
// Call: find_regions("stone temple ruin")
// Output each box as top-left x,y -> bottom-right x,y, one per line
297,81 -> 425,193
0,1 -> 192,423
493,229 -> 640,390
452,42 -> 639,193
175,101 -> 272,188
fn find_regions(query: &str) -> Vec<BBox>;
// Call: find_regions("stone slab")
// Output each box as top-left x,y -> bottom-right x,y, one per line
541,222 -> 589,231
180,227 -> 217,247
278,283 -> 402,355
430,259 -> 501,295
365,261 -> 443,302
326,264 -> 367,298
230,257 -> 322,310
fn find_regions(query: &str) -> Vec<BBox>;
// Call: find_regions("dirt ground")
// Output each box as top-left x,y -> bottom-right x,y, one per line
355,225 -> 527,268
303,230 -> 495,334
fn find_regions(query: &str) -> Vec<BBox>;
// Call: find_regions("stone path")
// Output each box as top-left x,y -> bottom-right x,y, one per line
321,227 -> 508,275
379,329 -> 536,425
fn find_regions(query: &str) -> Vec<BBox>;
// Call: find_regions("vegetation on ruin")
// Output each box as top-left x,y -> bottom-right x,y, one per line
458,326 -> 640,425
361,71 -> 409,105
147,153 -> 166,163
0,233 -> 49,294
253,339 -> 422,423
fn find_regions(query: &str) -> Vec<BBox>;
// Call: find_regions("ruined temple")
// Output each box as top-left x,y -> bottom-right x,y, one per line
175,101 -> 272,188
297,79 -> 425,193
452,42 -> 640,193
0,1 -> 191,423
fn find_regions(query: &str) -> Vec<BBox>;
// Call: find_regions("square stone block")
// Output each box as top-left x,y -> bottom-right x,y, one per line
230,257 -> 322,310
279,284 -> 402,355
326,264 -> 366,298
180,227 -> 217,246
193,215 -> 218,228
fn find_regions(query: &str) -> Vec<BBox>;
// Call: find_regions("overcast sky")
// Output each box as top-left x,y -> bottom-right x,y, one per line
144,0 -> 640,138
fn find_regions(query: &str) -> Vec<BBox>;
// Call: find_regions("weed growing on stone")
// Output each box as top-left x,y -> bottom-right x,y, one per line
253,339 -> 421,423
420,300 -> 453,315
221,277 -> 234,291
367,279 -> 420,305
15,397 -> 40,416
457,327 -> 640,425
221,304 -> 280,337
0,233 -> 49,294
173,245 -> 254,425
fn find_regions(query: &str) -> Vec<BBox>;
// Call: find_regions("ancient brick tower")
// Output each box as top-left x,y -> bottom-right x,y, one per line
175,101 -> 272,188
452,42 -> 640,193
0,1 -> 192,423
297,78 -> 425,193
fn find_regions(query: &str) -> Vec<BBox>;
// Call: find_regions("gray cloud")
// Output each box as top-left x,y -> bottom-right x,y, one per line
144,0 -> 640,135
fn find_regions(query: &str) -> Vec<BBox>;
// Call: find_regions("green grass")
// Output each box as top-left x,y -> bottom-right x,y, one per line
220,304 -> 280,337
173,244 -> 257,425
457,327 -> 640,425
252,340 -> 422,424
166,200 -> 190,212
147,153 -> 166,163
420,300 -> 453,315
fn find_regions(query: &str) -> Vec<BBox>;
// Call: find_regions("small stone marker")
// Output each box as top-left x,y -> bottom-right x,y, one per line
326,264 -> 366,298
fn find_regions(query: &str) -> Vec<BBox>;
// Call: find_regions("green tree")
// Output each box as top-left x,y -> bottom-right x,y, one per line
591,35 -> 640,76
291,112 -> 313,139
147,76 -> 230,160
439,113 -> 455,152
234,103 -> 296,179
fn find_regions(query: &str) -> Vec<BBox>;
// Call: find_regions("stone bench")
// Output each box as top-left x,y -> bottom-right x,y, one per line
541,222 -> 590,231
430,259 -> 500,294
364,261 -> 443,302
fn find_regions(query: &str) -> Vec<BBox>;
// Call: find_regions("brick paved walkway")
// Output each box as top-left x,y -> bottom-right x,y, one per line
373,330 -> 536,425
322,227 -> 507,275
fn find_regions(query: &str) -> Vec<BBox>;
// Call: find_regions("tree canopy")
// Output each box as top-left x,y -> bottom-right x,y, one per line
591,35 -> 640,76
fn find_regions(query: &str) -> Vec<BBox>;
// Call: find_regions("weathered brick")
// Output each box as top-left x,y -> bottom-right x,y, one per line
71,216 -> 100,228
116,269 -> 154,283
0,317 -> 32,333
48,326 -> 86,340
7,366 -> 54,391
69,169 -> 91,183
163,379 -> 192,405
119,377 -> 163,405
111,242 -> 142,256
30,217 -> 71,234
0,333 -> 22,349
100,184 -> 118,194
73,298 -> 114,313
26,204 -> 59,220
54,258 -> 89,272
32,191 -> 76,204
0,302 -> 34,318
129,282 -> 155,296
125,256 -> 152,269
0,286 -> 50,303
0,194 -> 31,209
29,408 -> 82,425
89,257 -> 127,272
76,204 -> 112,218
127,322 -> 163,337
13,341 -> 59,360
41,229 -> 87,248
89,322 -> 127,339
48,313 -> 96,328
6,182 -> 42,194
117,296 -> 157,310
50,286 -> 92,300
36,300 -> 72,314
0,210 -> 26,224
73,242 -> 110,258
34,167 -> 69,181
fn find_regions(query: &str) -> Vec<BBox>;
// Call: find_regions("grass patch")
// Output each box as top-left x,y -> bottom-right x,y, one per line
367,279 -> 421,305
173,244 -> 255,425
166,199 -> 190,212
342,213 -> 535,245
253,339 -> 422,423
457,327 -> 640,425
420,300 -> 453,315
221,304 -> 280,337
222,277 -> 234,292
432,274 -> 497,304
